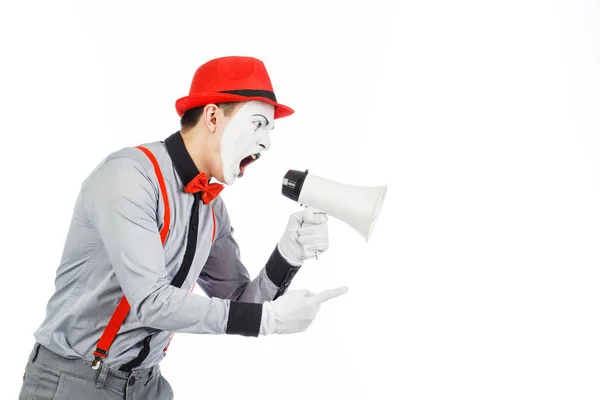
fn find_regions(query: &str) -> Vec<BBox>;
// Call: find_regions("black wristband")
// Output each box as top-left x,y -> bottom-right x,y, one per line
225,301 -> 263,337
265,245 -> 301,287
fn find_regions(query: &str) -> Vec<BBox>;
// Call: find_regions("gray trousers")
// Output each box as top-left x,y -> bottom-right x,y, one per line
18,343 -> 174,400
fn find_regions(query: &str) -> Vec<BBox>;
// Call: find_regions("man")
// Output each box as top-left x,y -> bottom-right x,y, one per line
18,56 -> 348,400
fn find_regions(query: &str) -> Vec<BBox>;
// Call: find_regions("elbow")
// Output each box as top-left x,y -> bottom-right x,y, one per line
129,284 -> 172,328
228,279 -> 252,301
233,281 -> 261,302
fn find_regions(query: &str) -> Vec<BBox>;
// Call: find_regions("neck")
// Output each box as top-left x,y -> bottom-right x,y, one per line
180,127 -> 214,178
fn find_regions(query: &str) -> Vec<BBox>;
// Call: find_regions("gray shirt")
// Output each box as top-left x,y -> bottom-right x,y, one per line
33,131 -> 300,370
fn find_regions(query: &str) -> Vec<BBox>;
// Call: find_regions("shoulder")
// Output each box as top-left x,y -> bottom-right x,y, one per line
210,196 -> 229,219
81,146 -> 160,197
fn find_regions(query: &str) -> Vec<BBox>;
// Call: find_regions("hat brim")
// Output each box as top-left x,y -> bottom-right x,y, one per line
175,93 -> 294,119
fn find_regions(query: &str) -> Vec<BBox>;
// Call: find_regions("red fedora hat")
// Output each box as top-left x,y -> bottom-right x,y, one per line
175,56 -> 294,119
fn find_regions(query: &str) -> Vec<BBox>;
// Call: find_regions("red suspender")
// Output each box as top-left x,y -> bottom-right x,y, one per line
91,145 -> 171,369
211,206 -> 216,242
137,146 -> 172,243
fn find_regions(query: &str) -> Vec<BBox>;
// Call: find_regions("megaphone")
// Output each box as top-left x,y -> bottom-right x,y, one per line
281,169 -> 387,242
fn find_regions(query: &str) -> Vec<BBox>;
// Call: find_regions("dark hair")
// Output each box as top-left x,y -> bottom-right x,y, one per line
180,102 -> 240,130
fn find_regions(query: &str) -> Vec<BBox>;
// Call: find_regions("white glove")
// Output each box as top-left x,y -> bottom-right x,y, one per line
277,208 -> 329,266
260,286 -> 349,335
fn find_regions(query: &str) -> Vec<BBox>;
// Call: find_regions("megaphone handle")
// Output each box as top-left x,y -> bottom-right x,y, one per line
299,205 -> 325,260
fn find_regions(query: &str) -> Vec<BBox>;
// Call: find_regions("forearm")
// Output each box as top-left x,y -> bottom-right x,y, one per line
130,282 -> 224,332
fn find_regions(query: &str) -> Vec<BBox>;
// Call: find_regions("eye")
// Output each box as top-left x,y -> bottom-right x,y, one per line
253,120 -> 263,129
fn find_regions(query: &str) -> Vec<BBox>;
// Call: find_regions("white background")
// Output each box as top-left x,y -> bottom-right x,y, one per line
1,0 -> 599,399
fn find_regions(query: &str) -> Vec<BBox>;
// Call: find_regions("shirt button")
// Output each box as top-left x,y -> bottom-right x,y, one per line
129,376 -> 136,386
192,224 -> 198,230
283,281 -> 290,287
289,271 -> 296,277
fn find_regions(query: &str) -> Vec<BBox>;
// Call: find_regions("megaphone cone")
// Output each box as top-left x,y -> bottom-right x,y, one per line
282,170 -> 387,241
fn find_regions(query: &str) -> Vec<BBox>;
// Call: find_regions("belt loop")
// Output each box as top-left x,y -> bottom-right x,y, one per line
31,343 -> 41,364
95,363 -> 110,388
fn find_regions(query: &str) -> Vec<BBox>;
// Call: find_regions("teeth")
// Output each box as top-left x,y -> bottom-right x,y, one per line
251,154 -> 257,160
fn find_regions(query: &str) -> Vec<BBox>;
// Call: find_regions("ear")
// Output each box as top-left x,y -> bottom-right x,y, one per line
203,104 -> 219,133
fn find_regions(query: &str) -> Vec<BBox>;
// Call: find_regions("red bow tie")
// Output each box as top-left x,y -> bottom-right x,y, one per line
184,172 -> 224,204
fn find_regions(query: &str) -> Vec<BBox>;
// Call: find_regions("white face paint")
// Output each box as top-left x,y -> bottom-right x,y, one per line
219,101 -> 275,185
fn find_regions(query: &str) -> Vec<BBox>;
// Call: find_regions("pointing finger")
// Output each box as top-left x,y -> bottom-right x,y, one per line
308,286 -> 349,304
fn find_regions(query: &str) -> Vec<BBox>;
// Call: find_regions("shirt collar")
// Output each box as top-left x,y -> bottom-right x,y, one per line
164,131 -> 201,188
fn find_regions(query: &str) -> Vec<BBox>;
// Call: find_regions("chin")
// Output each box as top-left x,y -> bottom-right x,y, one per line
222,169 -> 237,186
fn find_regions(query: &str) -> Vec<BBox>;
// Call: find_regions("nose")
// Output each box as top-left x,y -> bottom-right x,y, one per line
258,131 -> 271,151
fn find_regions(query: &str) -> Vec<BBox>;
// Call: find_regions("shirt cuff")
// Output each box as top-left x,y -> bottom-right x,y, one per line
265,245 -> 301,300
265,245 -> 301,287
225,301 -> 263,337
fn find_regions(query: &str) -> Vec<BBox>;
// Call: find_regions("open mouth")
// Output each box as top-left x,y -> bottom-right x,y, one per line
238,153 -> 261,177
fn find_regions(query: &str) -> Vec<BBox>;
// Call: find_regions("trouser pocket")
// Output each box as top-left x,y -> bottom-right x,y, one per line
18,361 -> 61,400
